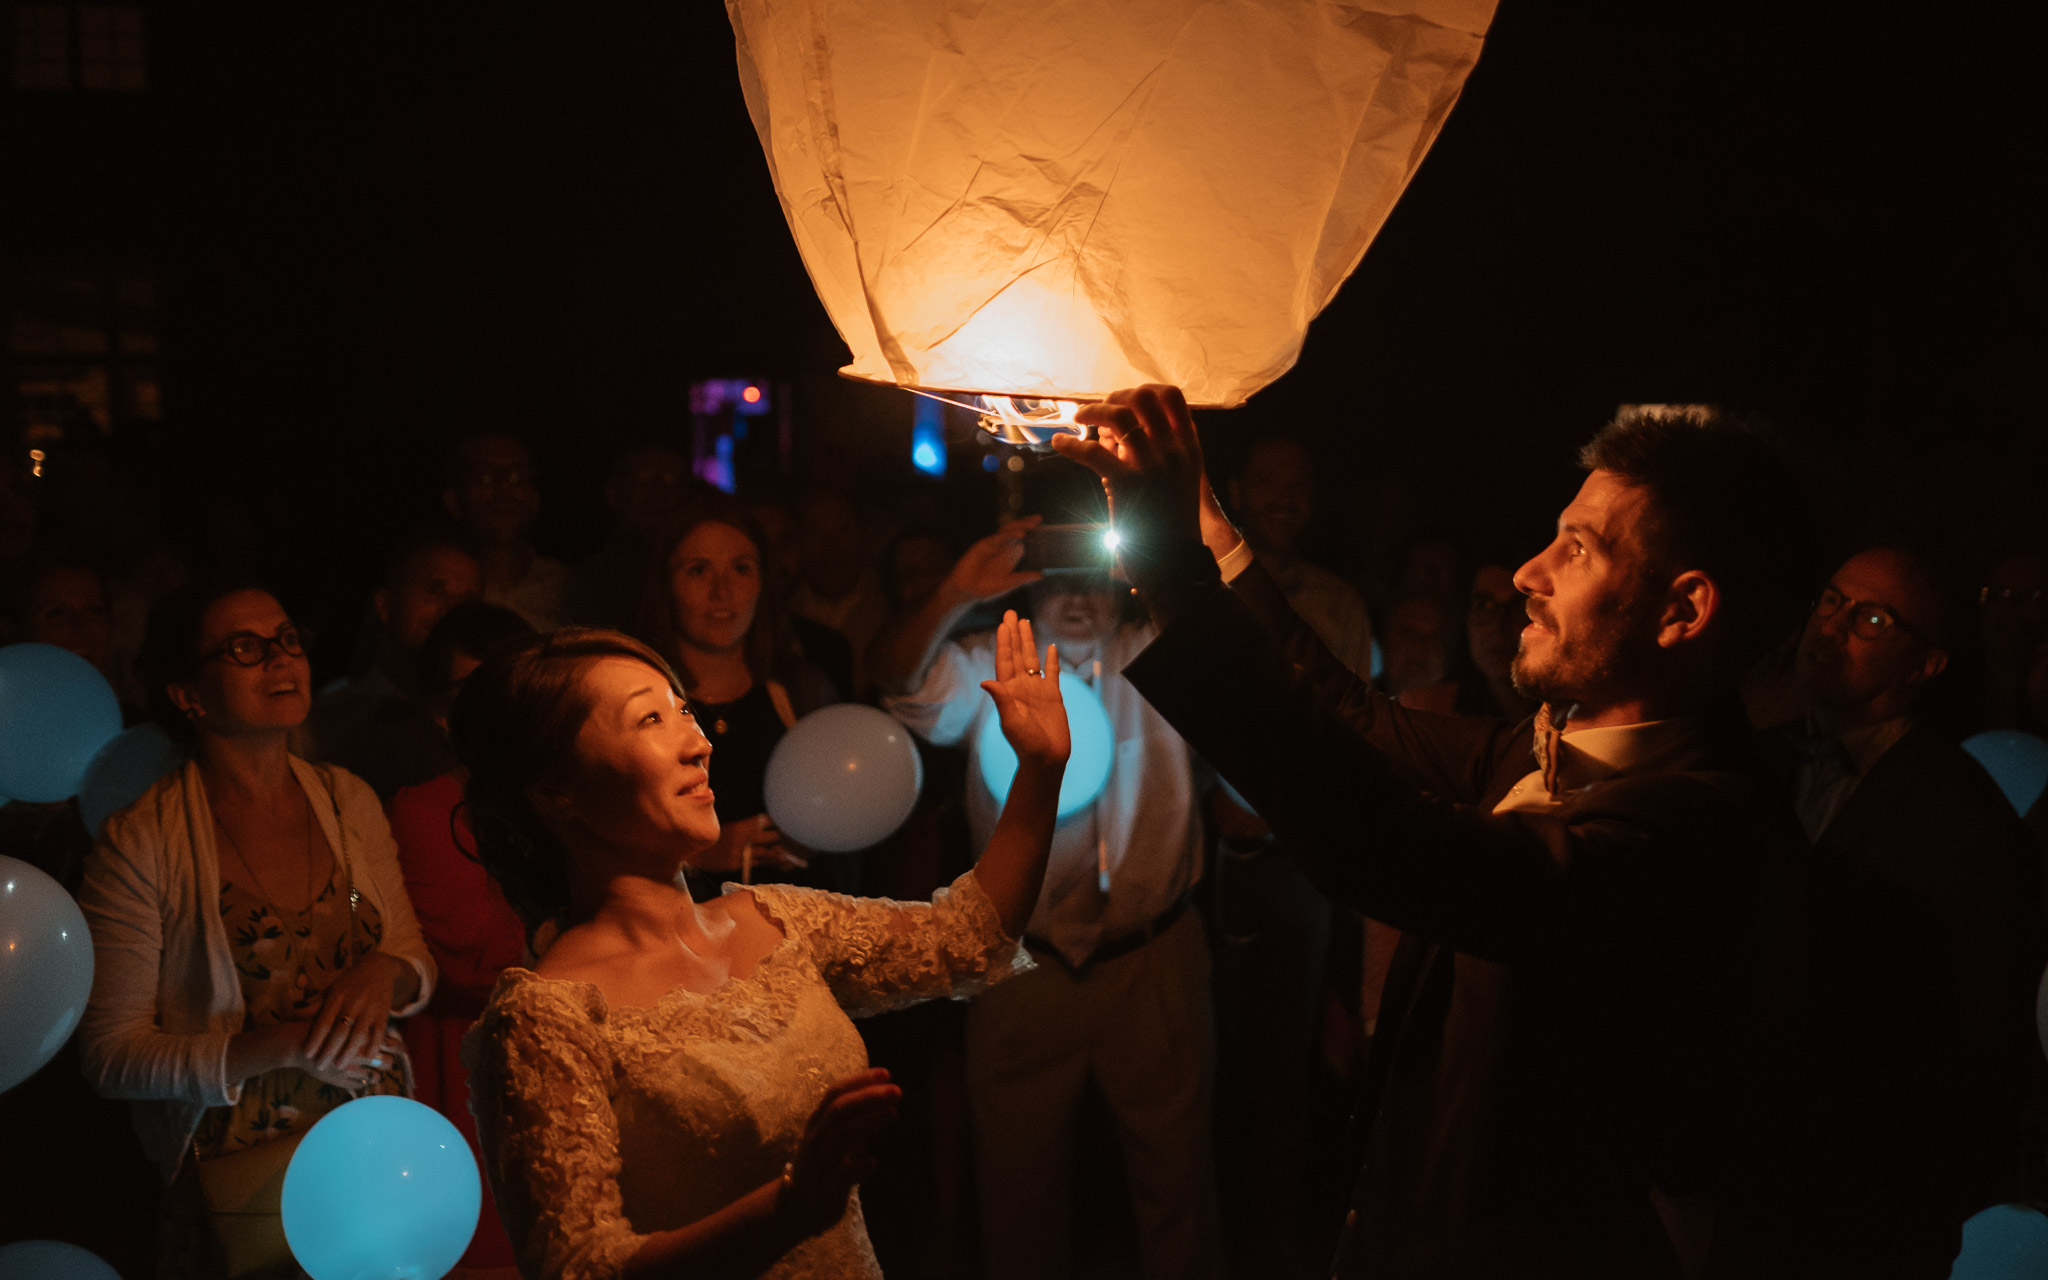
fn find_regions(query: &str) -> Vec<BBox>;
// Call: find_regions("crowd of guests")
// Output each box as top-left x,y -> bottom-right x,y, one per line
0,402 -> 2045,1280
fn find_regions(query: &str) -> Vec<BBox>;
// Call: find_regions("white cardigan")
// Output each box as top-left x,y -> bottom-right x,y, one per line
76,755 -> 437,1181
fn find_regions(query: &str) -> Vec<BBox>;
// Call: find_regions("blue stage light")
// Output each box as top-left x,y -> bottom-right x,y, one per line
912,396 -> 947,476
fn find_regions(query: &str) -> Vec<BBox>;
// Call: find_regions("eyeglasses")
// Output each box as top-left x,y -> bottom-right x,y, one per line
202,624 -> 307,668
1979,585 -> 2046,608
1811,586 -> 1915,642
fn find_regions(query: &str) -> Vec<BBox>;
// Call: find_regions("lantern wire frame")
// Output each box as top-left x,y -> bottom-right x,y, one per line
893,379 -> 1224,450
903,387 -> 1220,449
898,386 -> 1084,448
897,387 -> 1089,446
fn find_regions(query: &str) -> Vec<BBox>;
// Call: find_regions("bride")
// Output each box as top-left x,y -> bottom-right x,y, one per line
457,615 -> 1068,1279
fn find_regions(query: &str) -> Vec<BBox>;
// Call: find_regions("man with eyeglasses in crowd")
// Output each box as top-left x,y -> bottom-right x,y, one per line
1771,547 -> 2046,1271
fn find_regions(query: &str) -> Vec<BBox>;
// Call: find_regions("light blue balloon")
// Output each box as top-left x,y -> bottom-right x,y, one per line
282,1095 -> 481,1280
0,643 -> 122,803
977,671 -> 1114,820
79,723 -> 186,837
1951,1203 -> 2048,1279
0,1240 -> 121,1280
1960,730 -> 2048,816
0,856 -> 94,1094
764,704 -> 925,852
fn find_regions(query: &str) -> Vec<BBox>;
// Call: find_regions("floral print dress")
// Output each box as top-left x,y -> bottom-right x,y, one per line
192,856 -> 405,1157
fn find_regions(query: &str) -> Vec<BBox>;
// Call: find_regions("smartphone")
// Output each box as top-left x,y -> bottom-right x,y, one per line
1020,523 -> 1115,573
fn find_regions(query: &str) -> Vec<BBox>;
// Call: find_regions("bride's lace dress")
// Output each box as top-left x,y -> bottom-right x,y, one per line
465,870 -> 1027,1280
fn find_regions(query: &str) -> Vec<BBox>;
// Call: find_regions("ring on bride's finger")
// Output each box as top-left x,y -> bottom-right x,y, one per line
1025,667 -> 1044,677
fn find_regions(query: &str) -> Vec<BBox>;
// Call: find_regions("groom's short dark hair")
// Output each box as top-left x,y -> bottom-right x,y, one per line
1580,406 -> 1816,678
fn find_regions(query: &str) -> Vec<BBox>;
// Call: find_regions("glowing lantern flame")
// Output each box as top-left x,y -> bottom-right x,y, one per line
973,395 -> 1085,447
728,0 -> 1497,409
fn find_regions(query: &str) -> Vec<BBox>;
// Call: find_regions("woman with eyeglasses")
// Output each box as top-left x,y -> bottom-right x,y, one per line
76,580 -> 437,1279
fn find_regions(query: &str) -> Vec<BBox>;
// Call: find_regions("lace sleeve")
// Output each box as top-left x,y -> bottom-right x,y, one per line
464,974 -> 644,1280
740,870 -> 1031,1019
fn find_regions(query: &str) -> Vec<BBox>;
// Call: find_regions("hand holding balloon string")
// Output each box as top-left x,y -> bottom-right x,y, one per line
695,813 -> 809,879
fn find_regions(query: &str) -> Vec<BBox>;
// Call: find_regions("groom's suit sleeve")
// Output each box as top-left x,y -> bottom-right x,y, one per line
1124,562 -> 1712,966
1220,559 -> 1527,805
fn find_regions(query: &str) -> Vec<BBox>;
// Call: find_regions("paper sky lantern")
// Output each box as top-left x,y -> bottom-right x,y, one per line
729,0 -> 1496,416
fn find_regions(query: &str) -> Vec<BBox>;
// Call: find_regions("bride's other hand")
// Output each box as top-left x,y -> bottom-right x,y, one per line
780,1068 -> 902,1237
980,610 -> 1070,771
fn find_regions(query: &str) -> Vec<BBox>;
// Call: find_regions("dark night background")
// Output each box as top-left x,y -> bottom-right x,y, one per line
6,1 -> 2045,657
4,5 -> 2048,1276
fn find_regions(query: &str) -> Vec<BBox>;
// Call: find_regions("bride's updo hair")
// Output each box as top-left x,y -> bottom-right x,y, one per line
448,627 -> 689,935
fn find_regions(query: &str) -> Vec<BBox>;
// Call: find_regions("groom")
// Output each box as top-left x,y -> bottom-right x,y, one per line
1053,387 -> 1815,1278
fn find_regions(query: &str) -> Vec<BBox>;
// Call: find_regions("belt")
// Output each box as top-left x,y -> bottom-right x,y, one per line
1023,890 -> 1193,979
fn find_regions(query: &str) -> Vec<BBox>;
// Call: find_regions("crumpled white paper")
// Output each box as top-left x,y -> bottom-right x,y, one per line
729,0 -> 1495,407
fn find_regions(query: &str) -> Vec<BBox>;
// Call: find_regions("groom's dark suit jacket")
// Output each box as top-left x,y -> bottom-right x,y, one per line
1124,558 -> 1805,1279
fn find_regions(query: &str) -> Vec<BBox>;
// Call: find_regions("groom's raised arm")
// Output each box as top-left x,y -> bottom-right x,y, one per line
1222,549 -> 1526,806
1053,386 -> 1696,964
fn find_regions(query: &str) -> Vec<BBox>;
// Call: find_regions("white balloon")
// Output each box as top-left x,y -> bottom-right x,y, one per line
0,857 -> 95,1093
764,705 -> 925,853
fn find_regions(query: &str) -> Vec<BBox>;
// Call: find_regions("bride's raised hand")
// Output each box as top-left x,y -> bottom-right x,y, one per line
979,610 -> 1070,771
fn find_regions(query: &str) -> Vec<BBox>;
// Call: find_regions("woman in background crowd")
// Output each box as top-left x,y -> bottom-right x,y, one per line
386,599 -> 537,1280
1457,562 -> 1539,721
76,580 -> 435,1278
645,496 -> 835,886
